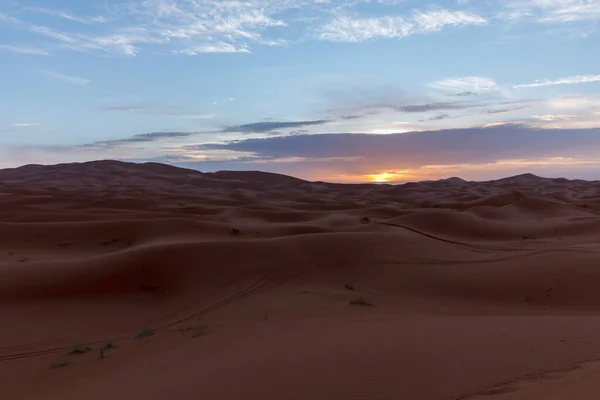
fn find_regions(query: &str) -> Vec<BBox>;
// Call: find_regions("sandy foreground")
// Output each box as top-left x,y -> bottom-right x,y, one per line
2,161 -> 600,399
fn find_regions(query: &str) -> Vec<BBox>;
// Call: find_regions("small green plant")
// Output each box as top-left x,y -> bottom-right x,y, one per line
134,328 -> 154,339
50,361 -> 69,369
350,296 -> 374,307
135,328 -> 154,339
68,345 -> 91,355
101,340 -> 114,350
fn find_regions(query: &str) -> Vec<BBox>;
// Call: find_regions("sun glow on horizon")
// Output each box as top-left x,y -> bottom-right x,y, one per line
367,171 -> 406,183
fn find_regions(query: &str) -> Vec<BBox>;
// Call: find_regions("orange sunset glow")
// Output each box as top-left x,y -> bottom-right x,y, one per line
367,171 -> 408,183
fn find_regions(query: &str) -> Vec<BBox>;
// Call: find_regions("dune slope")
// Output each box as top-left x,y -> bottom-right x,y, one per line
3,161 -> 600,400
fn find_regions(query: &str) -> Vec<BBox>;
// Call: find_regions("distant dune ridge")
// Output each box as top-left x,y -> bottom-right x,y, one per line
3,160 -> 600,400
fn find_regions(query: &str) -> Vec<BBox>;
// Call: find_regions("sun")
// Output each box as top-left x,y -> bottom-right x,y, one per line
369,172 -> 394,183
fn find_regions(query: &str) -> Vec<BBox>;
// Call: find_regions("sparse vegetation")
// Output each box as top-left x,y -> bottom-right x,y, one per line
68,345 -> 91,355
50,361 -> 69,369
350,296 -> 374,307
17,257 -> 29,263
344,283 -> 356,291
179,325 -> 207,338
231,228 -> 241,236
101,340 -> 114,350
191,325 -> 206,338
135,328 -> 154,339
361,217 -> 370,224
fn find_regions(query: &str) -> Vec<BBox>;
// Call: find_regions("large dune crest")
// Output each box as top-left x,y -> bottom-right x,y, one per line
2,160 -> 600,400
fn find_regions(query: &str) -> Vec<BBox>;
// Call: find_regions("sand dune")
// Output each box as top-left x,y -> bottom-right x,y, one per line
3,160 -> 600,399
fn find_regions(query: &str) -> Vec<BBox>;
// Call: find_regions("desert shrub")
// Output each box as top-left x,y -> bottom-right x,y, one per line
101,340 -> 114,349
50,361 -> 69,369
191,325 -> 206,338
135,328 -> 154,339
350,296 -> 374,307
68,345 -> 91,355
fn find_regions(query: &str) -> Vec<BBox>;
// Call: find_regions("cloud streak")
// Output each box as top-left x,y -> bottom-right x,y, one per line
317,10 -> 486,42
175,43 -> 251,55
103,103 -> 215,119
515,74 -> 600,88
13,123 -> 41,128
24,7 -> 107,24
429,77 -> 497,94
39,69 -> 91,86
0,44 -> 51,55
504,0 -> 600,23
223,120 -> 330,134
386,101 -> 480,113
0,123 -> 43,134
85,131 -> 210,148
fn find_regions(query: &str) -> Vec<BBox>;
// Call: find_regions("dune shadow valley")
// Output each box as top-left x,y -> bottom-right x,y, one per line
4,160 -> 600,400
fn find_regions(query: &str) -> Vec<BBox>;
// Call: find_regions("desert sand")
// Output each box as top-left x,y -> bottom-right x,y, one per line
2,160 -> 600,399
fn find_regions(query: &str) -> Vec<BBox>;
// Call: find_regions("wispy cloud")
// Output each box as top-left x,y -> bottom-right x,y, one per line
8,1 -> 592,58
24,7 -> 107,24
1,123 -> 42,134
88,131 -> 196,148
0,44 -> 51,55
503,0 -> 600,23
317,10 -> 487,42
533,114 -> 577,121
39,70 -> 91,86
0,12 -> 20,24
515,74 -> 600,88
223,120 -> 330,134
1,2 -> 491,56
429,77 -> 497,94
212,98 -> 235,107
29,25 -> 79,43
104,103 -> 214,119
385,101 -> 479,113
13,123 -> 41,128
175,43 -> 251,55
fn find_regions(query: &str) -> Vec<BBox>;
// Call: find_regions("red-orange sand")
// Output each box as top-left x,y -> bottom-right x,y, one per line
2,160 -> 600,399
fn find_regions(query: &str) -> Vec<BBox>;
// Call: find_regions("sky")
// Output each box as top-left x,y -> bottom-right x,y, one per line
1,0 -> 600,183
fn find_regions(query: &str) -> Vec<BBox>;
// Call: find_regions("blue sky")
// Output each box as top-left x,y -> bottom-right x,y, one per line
1,0 -> 600,182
